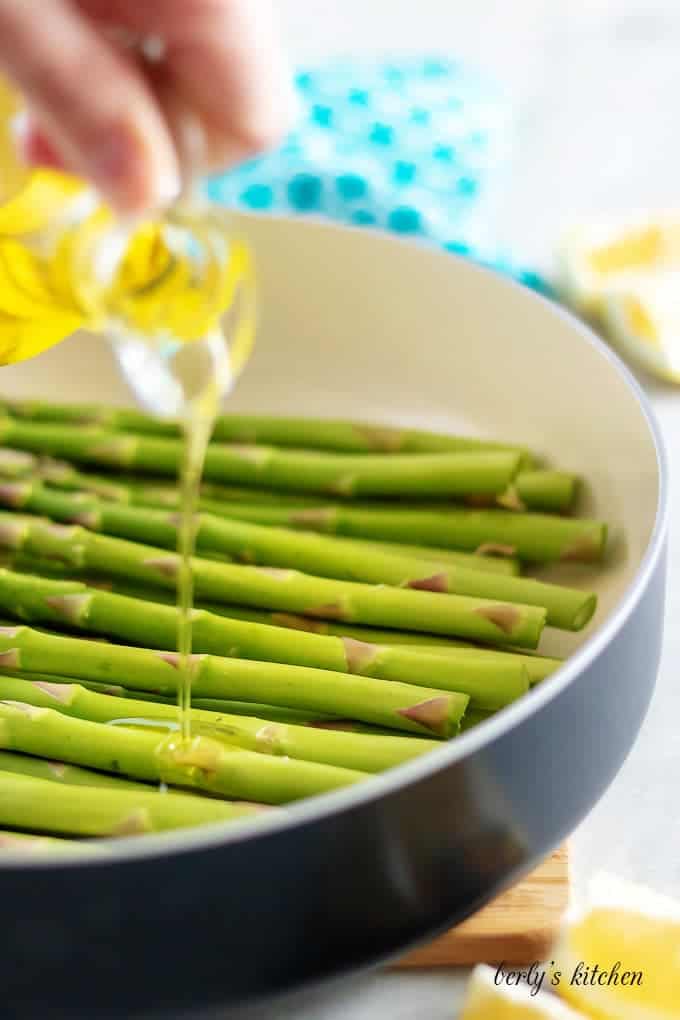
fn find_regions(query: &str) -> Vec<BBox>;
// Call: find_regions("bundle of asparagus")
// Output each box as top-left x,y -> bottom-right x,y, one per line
0,402 -> 608,851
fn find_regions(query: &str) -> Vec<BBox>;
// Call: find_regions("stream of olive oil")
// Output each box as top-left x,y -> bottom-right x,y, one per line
150,326 -> 242,746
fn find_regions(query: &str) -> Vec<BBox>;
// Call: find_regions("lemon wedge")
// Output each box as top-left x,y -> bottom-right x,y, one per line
553,872 -> 680,1019
602,272 -> 680,382
459,965 -> 587,1019
559,216 -> 680,319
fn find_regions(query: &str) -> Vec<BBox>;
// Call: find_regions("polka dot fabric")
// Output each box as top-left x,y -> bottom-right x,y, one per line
204,58 -> 550,295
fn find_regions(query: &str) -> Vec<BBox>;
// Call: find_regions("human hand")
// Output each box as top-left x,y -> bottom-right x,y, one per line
0,0 -> 295,214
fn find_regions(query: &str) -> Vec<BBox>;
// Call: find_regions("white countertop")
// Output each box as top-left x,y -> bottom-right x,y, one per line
228,3 -> 680,1017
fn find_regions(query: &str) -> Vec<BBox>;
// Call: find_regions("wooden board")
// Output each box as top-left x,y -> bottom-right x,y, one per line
395,845 -> 569,968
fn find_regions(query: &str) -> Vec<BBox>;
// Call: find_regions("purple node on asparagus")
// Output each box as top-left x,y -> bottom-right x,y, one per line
473,604 -> 522,635
397,696 -> 454,737
407,572 -> 449,593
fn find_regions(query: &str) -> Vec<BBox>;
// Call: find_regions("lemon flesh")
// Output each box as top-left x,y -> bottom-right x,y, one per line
554,873 -> 680,1019
558,216 -> 680,382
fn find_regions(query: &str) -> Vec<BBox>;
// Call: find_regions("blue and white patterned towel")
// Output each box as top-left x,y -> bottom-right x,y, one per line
205,58 -> 549,295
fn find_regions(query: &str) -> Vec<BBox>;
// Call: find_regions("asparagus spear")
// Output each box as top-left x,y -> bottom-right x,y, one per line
0,676 -> 438,773
36,456 -> 573,520
0,747 -> 156,790
0,670 -> 402,730
178,605 -> 561,684
0,620 -> 472,731
0,701 -> 366,803
0,417 -> 523,497
0,481 -> 594,630
0,560 -> 556,686
0,768 -> 266,836
0,665 -> 351,725
187,501 -> 607,564
194,605 -> 560,684
0,556 -> 559,673
26,468 -> 524,576
0,513 -> 546,646
0,408 -> 581,509
0,569 -> 530,708
1,401 -> 533,458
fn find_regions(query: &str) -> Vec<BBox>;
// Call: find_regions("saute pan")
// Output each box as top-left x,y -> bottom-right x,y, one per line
0,215 -> 667,1018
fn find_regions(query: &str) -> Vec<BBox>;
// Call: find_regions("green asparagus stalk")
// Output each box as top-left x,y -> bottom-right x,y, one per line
0,513 -> 546,645
0,560 -> 557,686
0,768 -> 265,836
0,700 -> 366,803
0,668 -> 403,730
0,664 -> 350,725
35,453 -> 576,519
0,406 -> 581,509
188,501 -> 607,564
0,416 -> 523,497
0,618 -> 473,730
0,569 -> 530,709
0,481 -> 594,630
1,401 -> 533,458
0,553 -> 555,667
27,468 -> 524,576
0,567 -> 530,709
175,604 -> 561,684
0,748 -> 156,790
0,675 -> 438,773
